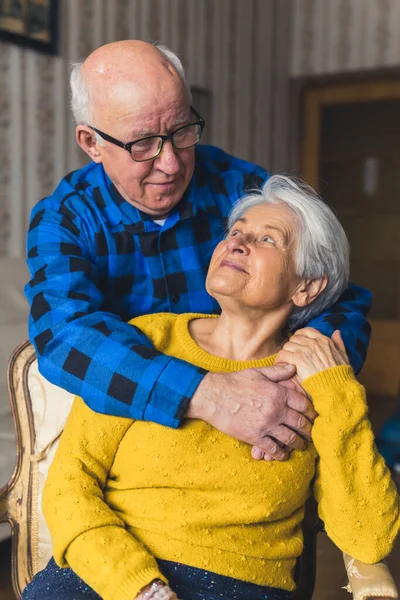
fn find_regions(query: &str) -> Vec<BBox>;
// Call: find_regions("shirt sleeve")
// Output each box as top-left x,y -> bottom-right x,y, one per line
25,200 -> 204,426
304,284 -> 372,374
42,398 -> 168,600
303,366 -> 400,563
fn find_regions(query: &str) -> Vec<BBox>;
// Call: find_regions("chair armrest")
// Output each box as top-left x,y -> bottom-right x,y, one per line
343,553 -> 399,600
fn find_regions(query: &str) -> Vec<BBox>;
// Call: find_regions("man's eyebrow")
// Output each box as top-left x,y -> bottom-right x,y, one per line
129,115 -> 190,140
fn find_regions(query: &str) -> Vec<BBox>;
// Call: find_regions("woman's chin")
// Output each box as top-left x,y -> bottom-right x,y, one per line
206,272 -> 243,294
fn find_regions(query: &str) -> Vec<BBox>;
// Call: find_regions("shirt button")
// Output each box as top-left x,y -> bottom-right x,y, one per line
172,295 -> 180,304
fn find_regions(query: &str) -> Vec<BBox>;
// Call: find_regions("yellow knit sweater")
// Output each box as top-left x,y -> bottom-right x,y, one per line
43,313 -> 400,600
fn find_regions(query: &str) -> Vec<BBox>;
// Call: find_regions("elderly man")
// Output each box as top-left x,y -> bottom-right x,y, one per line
25,40 -> 371,460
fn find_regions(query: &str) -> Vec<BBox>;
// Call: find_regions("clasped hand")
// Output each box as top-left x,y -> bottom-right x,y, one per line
275,328 -> 349,382
192,329 -> 349,462
136,582 -> 179,599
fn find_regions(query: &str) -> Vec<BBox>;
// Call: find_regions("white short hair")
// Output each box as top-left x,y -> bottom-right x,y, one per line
70,43 -> 190,126
227,175 -> 350,329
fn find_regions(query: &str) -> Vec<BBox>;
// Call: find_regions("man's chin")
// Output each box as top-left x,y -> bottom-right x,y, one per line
145,196 -> 181,217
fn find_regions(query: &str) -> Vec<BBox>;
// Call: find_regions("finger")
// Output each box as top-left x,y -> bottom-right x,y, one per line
263,453 -> 276,461
291,327 -> 322,339
251,446 -> 277,462
331,330 -> 347,354
251,446 -> 265,460
285,390 -> 317,422
269,424 -> 308,449
256,363 -> 296,382
253,436 -> 290,461
276,350 -> 298,364
277,373 -> 306,395
282,408 -> 313,440
280,338 -> 315,352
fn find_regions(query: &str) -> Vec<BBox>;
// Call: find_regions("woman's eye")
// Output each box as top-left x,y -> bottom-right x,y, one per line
230,230 -> 240,237
262,235 -> 275,244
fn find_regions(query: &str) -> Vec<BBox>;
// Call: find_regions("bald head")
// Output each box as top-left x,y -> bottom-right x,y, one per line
70,41 -> 190,126
83,40 -> 174,80
71,40 -> 196,217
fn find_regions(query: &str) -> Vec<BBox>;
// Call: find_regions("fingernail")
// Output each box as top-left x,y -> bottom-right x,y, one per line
282,363 -> 293,370
252,448 -> 264,460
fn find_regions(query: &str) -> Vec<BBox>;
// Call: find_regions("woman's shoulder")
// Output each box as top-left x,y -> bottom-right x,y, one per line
128,313 -> 177,352
128,312 -> 211,354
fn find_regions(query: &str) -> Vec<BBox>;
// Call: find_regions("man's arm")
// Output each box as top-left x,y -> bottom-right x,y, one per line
25,200 -> 204,428
25,198 -> 316,456
305,284 -> 372,374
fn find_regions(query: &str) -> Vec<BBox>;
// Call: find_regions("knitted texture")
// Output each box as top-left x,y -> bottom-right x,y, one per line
43,313 -> 399,600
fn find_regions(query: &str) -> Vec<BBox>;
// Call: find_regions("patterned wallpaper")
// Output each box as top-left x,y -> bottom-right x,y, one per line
0,0 -> 292,258
291,0 -> 400,75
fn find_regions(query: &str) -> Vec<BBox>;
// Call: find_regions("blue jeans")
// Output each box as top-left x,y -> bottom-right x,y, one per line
22,557 -> 293,600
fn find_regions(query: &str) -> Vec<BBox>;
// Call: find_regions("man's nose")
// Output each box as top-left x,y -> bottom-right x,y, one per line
226,236 -> 250,254
153,140 -> 181,175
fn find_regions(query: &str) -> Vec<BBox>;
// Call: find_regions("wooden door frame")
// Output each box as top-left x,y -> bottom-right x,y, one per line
291,69 -> 400,191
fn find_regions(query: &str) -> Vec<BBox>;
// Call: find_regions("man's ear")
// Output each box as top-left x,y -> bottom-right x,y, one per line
292,276 -> 328,308
76,126 -> 103,163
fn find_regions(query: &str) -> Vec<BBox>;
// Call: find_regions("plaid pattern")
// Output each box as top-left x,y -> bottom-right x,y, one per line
25,145 -> 371,427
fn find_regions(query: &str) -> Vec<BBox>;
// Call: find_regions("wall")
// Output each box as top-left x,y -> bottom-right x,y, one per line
0,0 -> 292,258
291,0 -> 400,76
291,0 -> 400,323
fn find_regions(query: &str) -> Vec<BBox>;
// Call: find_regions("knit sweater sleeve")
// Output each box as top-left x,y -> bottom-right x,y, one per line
303,366 -> 400,563
42,397 -> 167,600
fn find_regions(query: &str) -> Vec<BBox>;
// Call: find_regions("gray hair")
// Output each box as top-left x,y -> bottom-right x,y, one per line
227,175 -> 350,330
70,43 -> 190,127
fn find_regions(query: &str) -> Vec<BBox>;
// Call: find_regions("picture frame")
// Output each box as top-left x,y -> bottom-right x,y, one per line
0,0 -> 58,55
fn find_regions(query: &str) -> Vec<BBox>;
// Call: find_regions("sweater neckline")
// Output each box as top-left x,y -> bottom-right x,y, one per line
175,313 -> 278,371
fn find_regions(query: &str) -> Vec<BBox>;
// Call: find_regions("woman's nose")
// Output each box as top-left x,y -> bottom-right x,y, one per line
226,236 -> 250,254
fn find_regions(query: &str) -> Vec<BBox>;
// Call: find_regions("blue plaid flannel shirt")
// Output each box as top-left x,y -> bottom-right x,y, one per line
25,145 -> 371,427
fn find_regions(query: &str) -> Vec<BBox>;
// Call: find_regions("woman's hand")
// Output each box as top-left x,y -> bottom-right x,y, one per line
136,580 -> 178,599
275,328 -> 349,382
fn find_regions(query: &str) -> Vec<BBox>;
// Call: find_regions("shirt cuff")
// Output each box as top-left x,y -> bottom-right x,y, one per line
144,358 -> 206,428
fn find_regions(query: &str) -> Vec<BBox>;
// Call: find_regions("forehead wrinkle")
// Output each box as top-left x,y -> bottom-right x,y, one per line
234,216 -> 290,245
128,112 -> 191,139
263,224 -> 290,246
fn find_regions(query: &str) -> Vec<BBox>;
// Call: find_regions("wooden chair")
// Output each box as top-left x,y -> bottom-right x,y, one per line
0,341 -> 398,599
0,341 -> 75,597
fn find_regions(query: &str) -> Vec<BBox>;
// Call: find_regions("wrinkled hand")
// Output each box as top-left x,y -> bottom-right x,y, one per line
136,582 -> 178,600
189,363 -> 317,462
275,328 -> 349,382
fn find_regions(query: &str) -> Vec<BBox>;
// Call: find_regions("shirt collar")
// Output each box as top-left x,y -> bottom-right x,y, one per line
97,158 -> 222,233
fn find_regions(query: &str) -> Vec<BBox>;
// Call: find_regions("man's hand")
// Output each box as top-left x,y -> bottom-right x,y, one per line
188,364 -> 317,461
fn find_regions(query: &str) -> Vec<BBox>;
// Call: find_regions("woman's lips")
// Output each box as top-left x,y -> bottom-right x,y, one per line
219,259 -> 248,273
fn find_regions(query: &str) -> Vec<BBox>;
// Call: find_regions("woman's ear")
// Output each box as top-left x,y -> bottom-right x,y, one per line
75,126 -> 103,163
292,276 -> 328,308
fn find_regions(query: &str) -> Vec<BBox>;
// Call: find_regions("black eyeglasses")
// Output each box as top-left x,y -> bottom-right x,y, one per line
88,106 -> 205,162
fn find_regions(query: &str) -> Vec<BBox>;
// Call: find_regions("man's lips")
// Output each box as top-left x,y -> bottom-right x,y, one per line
219,259 -> 248,273
147,180 -> 177,187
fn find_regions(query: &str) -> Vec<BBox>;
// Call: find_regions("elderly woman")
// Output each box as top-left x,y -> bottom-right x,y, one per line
23,176 -> 399,600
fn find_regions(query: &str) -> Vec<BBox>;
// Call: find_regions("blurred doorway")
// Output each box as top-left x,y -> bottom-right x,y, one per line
300,78 -> 400,321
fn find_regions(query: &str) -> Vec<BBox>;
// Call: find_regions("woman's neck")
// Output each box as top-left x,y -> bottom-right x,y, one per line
189,308 -> 289,361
